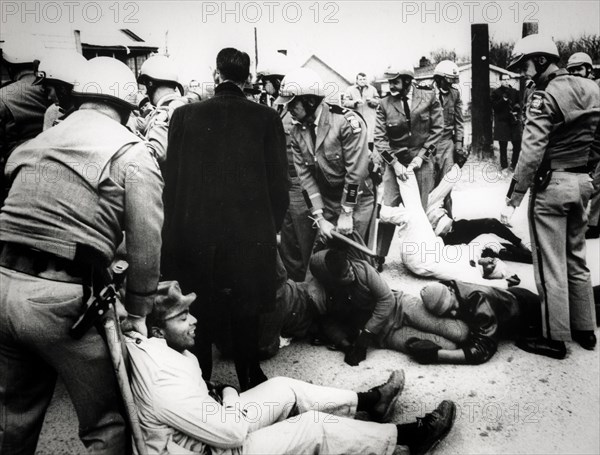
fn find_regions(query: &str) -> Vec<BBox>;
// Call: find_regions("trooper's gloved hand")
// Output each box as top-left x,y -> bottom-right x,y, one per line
454,144 -> 469,168
405,338 -> 442,364
344,330 -> 375,366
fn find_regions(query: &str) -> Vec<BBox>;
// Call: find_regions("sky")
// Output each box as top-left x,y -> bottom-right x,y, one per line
2,1 -> 599,83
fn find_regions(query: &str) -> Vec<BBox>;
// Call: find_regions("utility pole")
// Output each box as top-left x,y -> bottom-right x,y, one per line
471,23 -> 493,158
254,27 -> 259,75
519,22 -> 538,100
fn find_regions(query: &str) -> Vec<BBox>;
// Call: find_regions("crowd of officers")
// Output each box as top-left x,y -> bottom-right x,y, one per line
0,33 -> 599,454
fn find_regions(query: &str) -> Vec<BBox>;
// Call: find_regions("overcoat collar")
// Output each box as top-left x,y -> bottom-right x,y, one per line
214,81 -> 245,98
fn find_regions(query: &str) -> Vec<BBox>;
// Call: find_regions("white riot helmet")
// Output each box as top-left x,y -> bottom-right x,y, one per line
384,61 -> 415,80
274,67 -> 326,105
1,35 -> 41,66
137,55 -> 184,95
34,50 -> 88,87
566,52 -> 593,70
72,57 -> 138,110
507,34 -> 559,71
434,60 -> 460,81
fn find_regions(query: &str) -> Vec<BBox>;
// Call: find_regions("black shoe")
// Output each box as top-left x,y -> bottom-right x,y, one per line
585,226 -> 600,239
516,337 -> 566,359
371,369 -> 405,423
572,330 -> 597,350
411,400 -> 456,455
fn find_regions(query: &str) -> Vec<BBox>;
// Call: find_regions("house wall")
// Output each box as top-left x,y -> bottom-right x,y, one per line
302,58 -> 350,105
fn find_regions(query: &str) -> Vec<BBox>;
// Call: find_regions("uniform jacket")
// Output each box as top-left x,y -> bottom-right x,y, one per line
161,81 -> 289,306
141,92 -> 188,164
290,103 -> 371,213
342,84 -> 380,142
1,75 -> 50,203
0,109 -> 163,316
446,281 -> 538,364
310,254 -> 404,343
437,85 -> 464,144
374,85 -> 443,166
508,69 -> 600,206
491,85 -> 522,142
0,75 -> 49,157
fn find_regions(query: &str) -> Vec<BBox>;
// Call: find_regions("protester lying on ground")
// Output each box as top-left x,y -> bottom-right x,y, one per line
427,164 -> 532,264
309,248 -> 470,366
403,281 -> 568,364
379,169 -> 516,284
125,280 -> 457,455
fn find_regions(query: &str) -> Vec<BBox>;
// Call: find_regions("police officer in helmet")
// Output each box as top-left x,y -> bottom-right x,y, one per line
502,34 -> 600,357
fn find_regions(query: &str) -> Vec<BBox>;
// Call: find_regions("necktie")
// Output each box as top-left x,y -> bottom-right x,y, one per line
309,123 -> 317,148
402,97 -> 411,135
439,92 -> 444,107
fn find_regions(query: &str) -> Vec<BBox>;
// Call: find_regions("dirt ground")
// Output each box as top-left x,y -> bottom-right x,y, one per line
36,157 -> 600,454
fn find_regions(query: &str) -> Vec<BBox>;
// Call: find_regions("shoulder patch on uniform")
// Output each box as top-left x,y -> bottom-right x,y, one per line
344,113 -> 362,133
529,93 -> 544,114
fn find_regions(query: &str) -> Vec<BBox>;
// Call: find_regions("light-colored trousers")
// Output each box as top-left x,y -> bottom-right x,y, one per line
529,171 -> 596,340
214,377 -> 397,455
380,169 -> 489,284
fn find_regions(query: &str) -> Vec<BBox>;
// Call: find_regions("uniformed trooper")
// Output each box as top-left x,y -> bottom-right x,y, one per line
136,54 -> 188,164
258,59 -> 315,281
33,49 -> 89,130
501,34 -> 600,355
275,67 -> 374,242
0,56 -> 164,454
256,52 -> 289,108
566,52 -> 595,79
0,38 -> 51,205
374,60 -> 443,268
432,60 -> 466,217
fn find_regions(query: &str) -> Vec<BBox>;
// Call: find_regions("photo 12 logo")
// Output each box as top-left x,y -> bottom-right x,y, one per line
201,1 -> 340,24
1,1 -> 139,24
401,1 -> 539,24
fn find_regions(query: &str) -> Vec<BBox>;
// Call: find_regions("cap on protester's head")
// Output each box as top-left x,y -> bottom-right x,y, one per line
147,281 -> 196,328
421,283 -> 453,316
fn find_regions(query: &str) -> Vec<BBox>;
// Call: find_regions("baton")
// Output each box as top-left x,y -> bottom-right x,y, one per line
102,261 -> 147,455
302,189 -> 378,258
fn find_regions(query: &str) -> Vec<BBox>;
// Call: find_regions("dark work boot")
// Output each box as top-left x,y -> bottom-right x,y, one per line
410,400 -> 457,455
371,369 -> 405,423
516,337 -> 567,359
572,330 -> 597,350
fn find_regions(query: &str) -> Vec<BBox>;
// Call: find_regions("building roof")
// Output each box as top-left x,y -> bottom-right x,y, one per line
0,29 -> 157,54
81,29 -> 158,51
302,54 -> 352,86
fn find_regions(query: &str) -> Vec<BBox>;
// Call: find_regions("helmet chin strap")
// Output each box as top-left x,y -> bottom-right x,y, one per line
299,96 -> 322,121
532,57 -> 551,83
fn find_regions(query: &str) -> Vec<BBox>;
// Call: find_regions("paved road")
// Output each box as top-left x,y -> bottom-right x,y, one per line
37,160 -> 600,454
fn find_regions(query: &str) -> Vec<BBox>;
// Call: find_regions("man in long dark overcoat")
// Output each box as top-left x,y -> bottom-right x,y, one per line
161,48 -> 289,390
491,75 -> 522,171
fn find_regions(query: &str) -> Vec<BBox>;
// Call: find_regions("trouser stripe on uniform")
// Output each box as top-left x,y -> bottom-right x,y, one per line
528,189 -> 552,339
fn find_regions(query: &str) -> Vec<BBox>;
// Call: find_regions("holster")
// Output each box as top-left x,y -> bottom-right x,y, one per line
533,164 -> 552,192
